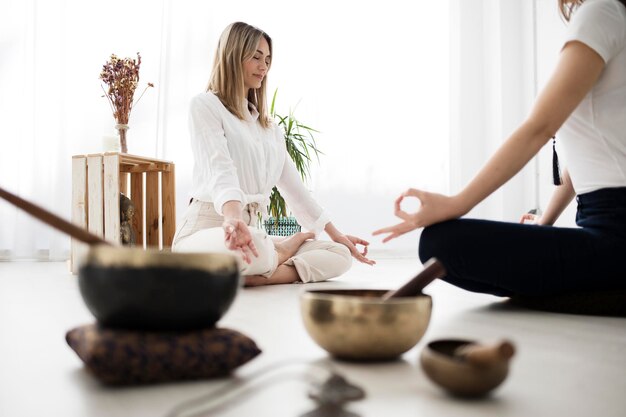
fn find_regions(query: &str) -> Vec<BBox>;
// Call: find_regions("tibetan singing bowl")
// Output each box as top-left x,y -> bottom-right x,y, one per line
420,339 -> 514,397
300,289 -> 432,361
79,245 -> 241,331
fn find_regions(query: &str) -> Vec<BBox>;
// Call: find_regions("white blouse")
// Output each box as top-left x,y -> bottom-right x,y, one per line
188,91 -> 330,233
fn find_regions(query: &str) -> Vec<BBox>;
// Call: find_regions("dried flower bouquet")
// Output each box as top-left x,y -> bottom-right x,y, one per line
99,52 -> 153,153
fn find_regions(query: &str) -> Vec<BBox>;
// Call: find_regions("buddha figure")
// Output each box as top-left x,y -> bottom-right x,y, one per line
120,193 -> 136,246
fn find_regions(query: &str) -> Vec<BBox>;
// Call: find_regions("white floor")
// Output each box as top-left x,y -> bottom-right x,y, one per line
1,257 -> 625,417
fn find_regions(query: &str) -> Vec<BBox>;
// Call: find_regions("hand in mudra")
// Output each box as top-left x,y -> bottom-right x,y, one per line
222,219 -> 259,264
520,212 -> 539,224
373,188 -> 464,242
332,234 -> 375,265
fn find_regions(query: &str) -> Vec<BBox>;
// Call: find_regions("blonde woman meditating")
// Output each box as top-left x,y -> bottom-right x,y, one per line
173,22 -> 374,287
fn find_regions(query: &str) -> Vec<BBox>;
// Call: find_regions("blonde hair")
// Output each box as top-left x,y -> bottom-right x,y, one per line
207,22 -> 273,128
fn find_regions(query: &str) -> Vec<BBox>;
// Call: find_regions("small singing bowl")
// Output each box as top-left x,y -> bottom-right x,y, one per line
300,289 -> 432,361
78,245 -> 241,331
420,339 -> 512,397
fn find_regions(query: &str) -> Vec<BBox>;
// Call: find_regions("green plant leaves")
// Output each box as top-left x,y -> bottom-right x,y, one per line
267,88 -> 323,220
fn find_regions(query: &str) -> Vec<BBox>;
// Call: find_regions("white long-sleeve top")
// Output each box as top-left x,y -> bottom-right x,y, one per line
188,91 -> 330,233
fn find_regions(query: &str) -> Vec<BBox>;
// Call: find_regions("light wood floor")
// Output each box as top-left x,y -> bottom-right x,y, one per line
0,257 -> 624,417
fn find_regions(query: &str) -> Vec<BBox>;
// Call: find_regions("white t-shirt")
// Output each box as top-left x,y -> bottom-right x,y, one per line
558,0 -> 626,194
188,92 -> 330,232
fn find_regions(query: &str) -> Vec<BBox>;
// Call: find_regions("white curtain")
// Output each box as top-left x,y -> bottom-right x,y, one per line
0,0 -> 452,259
450,0 -> 535,221
0,0 -> 164,260
450,0 -> 576,226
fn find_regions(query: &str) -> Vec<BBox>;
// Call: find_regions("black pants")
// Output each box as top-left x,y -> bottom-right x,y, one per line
418,187 -> 626,297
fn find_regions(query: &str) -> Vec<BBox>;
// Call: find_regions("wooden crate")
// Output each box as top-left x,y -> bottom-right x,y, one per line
71,152 -> 176,273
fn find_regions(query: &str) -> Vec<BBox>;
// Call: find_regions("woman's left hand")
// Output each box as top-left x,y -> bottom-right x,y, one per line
372,188 -> 465,243
332,234 -> 376,265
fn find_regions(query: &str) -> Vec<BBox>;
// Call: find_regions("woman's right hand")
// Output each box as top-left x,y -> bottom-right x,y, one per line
222,219 -> 259,264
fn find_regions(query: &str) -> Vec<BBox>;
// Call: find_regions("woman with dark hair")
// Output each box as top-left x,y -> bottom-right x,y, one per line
374,0 -> 626,298
173,22 -> 374,287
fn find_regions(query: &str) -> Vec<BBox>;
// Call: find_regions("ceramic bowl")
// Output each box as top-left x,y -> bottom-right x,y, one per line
78,245 -> 241,331
420,339 -> 511,397
300,289 -> 432,361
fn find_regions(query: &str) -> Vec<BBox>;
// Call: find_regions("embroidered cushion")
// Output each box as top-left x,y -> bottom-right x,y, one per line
66,324 -> 261,385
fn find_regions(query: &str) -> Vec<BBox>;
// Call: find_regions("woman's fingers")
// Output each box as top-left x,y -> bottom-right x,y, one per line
246,238 -> 259,257
340,236 -> 375,265
520,213 -> 537,224
352,244 -> 375,265
222,219 -> 259,261
347,235 -> 370,246
402,188 -> 422,198
381,224 -> 411,242
373,222 -> 412,243
352,247 -> 375,265
358,254 -> 376,265
375,188 -> 453,243
238,234 -> 258,262
393,196 -> 411,220
381,232 -> 400,243
393,189 -> 426,221
235,242 -> 259,265
238,247 -> 251,264
224,234 -> 237,250
394,208 -> 411,221
372,226 -> 392,236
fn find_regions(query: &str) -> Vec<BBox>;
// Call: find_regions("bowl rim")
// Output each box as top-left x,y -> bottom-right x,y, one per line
83,244 -> 240,273
422,338 -> 479,364
300,288 -> 432,305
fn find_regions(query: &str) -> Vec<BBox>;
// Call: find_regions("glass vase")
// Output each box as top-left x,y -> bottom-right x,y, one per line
115,123 -> 129,154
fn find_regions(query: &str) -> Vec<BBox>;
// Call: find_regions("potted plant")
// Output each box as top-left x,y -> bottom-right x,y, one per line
263,89 -> 322,236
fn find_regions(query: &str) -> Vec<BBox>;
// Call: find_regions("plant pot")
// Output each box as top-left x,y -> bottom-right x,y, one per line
263,216 -> 301,236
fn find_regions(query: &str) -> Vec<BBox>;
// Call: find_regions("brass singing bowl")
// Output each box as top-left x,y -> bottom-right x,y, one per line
420,339 -> 511,397
300,289 -> 432,361
79,245 -> 241,331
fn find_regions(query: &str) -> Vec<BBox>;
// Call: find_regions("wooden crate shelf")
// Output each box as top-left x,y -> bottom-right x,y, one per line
71,152 -> 175,273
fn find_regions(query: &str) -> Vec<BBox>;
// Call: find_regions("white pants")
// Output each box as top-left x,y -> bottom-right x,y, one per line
172,200 -> 352,283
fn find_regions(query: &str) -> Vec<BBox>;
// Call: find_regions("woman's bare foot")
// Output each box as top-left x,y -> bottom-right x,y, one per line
244,275 -> 270,287
243,233 -> 313,287
274,232 -> 315,264
244,265 -> 300,287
